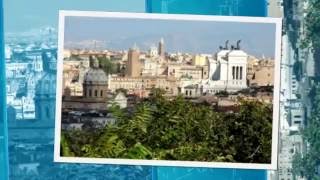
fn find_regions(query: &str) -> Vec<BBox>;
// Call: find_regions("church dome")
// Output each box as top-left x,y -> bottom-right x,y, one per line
84,69 -> 108,84
35,72 -> 56,97
83,57 -> 108,85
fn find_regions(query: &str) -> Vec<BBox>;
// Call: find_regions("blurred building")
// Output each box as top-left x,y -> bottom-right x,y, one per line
109,75 -> 178,97
268,0 -> 283,18
167,63 -> 208,80
34,52 -> 57,125
192,54 -> 208,66
248,59 -> 274,87
110,92 -> 128,109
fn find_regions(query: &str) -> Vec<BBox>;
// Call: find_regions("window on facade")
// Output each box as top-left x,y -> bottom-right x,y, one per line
95,90 -> 98,97
100,90 -> 103,97
240,67 -> 243,80
290,149 -> 294,154
232,66 -> 235,80
190,91 -> 192,96
37,108 -> 41,119
185,90 -> 188,96
236,66 -> 239,80
46,107 -> 50,119
89,89 -> 92,97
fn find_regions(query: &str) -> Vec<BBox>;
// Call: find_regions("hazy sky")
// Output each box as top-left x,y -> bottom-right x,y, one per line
3,0 -> 268,33
4,0 -> 145,33
64,16 -> 276,58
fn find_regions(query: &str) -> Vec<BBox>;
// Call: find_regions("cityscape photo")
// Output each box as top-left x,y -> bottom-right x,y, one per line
57,12 -> 280,166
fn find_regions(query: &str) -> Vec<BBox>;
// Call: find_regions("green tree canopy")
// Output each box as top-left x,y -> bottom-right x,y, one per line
61,92 -> 272,163
96,56 -> 118,75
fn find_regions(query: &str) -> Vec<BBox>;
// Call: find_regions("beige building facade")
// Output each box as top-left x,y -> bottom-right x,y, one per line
248,59 -> 274,86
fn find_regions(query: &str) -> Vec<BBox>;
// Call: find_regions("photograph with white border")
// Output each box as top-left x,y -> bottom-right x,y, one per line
54,10 -> 282,170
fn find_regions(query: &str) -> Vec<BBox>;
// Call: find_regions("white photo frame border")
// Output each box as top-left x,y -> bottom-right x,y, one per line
54,10 -> 282,170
